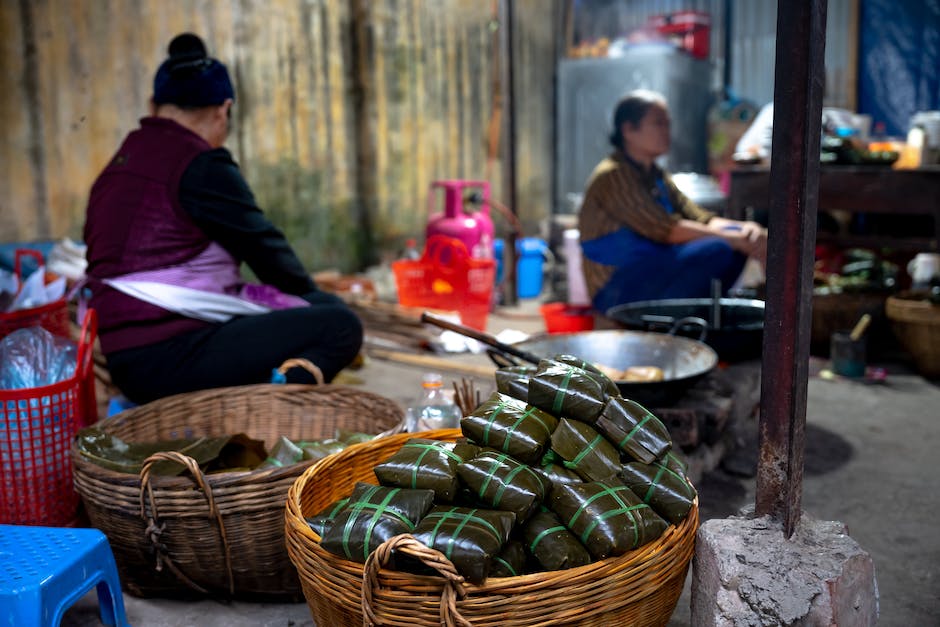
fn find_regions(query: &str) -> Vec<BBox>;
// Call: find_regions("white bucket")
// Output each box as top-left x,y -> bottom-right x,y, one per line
562,229 -> 590,306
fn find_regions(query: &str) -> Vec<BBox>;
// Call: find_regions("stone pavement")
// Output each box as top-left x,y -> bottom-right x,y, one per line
61,304 -> 940,626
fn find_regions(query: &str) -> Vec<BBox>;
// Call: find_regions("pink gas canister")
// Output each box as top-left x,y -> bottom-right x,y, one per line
425,180 -> 495,259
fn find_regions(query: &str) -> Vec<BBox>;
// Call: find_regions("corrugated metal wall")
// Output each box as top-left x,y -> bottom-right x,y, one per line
0,0 -> 559,272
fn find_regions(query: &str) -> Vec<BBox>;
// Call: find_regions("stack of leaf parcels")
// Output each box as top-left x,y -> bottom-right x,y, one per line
313,355 -> 696,583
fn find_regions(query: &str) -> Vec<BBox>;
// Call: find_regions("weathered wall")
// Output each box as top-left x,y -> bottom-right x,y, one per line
0,0 -> 559,272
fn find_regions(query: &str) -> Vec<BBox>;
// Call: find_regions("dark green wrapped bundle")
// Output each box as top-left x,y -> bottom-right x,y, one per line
494,366 -> 537,401
553,354 -> 620,397
412,506 -> 516,583
305,497 -> 350,537
549,480 -> 669,559
299,439 -> 346,462
595,397 -> 672,464
489,540 -> 527,578
320,483 -> 435,562
527,359 -> 607,423
456,450 -> 547,523
619,456 -> 697,525
521,507 -> 592,571
374,439 -> 480,502
461,392 -> 558,465
549,418 -> 622,482
532,460 -> 584,490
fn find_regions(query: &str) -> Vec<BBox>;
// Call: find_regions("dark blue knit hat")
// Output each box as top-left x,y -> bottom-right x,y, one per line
152,33 -> 235,107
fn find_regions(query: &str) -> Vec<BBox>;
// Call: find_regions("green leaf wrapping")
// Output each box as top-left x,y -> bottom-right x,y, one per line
489,540 -> 528,578
412,506 -> 516,584
532,461 -> 584,490
320,483 -> 435,562
553,354 -> 620,396
618,455 -> 697,525
456,450 -> 547,523
595,397 -> 672,464
260,435 -> 305,469
299,439 -> 346,462
549,480 -> 669,559
305,497 -> 351,537
527,359 -> 607,423
461,392 -> 559,464
494,366 -> 537,401
521,507 -> 592,571
549,418 -> 622,482
373,438 -> 480,502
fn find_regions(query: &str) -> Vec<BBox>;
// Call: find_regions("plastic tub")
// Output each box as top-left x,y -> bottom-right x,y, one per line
540,302 -> 595,334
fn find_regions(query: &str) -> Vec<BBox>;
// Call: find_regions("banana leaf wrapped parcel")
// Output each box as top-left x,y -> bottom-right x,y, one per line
619,455 -> 697,525
461,392 -> 558,464
527,359 -> 607,423
532,459 -> 584,490
489,540 -> 528,578
550,418 -> 622,482
521,507 -> 592,571
412,506 -> 516,584
374,438 -> 480,502
456,450 -> 547,523
320,483 -> 435,562
595,397 -> 672,464
305,497 -> 350,537
552,354 -> 620,397
549,480 -> 669,559
494,366 -> 537,401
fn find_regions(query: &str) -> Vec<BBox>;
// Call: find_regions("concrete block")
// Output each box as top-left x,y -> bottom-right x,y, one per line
692,511 -> 878,626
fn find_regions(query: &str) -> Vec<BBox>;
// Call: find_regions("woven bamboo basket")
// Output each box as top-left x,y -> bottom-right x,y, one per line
886,291 -> 940,378
285,429 -> 698,627
72,361 -> 405,600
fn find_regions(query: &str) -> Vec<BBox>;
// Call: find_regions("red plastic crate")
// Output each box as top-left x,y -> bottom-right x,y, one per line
0,310 -> 97,526
0,249 -> 69,341
392,236 -> 496,331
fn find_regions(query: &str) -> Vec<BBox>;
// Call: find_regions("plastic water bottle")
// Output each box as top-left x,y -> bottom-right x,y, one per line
405,373 -> 463,432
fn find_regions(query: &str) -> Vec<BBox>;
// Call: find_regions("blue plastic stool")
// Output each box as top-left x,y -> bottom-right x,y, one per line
0,525 -> 130,627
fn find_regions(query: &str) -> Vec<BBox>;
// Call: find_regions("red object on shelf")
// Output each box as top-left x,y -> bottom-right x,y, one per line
392,236 -> 496,331
540,302 -> 595,334
0,249 -> 69,341
0,309 -> 97,526
648,10 -> 711,60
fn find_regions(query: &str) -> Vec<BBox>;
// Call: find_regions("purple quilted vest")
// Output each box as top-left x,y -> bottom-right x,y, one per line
83,117 -> 213,353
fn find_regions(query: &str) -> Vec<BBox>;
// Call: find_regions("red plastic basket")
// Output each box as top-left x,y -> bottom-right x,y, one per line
0,249 -> 69,341
0,309 -> 97,526
392,235 -> 496,331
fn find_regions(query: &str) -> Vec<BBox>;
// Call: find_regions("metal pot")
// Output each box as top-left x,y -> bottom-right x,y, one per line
516,330 -> 718,408
607,298 -> 765,362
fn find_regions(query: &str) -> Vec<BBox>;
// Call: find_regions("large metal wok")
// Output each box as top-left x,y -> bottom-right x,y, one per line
607,298 -> 765,362
516,330 -> 718,408
421,313 -> 718,408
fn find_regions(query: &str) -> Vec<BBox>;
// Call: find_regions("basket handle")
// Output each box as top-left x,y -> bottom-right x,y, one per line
425,235 -> 471,269
276,358 -> 325,384
362,534 -> 471,627
14,248 -> 44,280
138,451 -> 236,596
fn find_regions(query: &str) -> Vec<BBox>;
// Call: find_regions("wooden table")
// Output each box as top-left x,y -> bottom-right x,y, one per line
728,166 -> 940,251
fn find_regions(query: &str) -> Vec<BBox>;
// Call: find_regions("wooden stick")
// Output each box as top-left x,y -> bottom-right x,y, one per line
849,313 -> 872,342
368,349 -> 496,378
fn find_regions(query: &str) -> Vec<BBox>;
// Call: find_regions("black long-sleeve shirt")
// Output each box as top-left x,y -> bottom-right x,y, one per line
179,148 -> 317,296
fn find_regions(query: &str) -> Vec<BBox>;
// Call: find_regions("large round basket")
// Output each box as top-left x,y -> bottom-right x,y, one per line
73,378 -> 404,600
886,291 -> 940,378
285,429 -> 698,627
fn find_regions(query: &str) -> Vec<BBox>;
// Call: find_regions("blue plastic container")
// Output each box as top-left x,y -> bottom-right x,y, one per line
516,237 -> 547,299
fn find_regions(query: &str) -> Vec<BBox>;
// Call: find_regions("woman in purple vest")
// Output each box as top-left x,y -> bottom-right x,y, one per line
83,33 -> 363,403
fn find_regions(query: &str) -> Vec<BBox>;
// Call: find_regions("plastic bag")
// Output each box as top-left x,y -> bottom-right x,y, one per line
0,326 -> 77,389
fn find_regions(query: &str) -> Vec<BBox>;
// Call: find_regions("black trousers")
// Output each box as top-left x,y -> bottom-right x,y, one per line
106,290 -> 363,404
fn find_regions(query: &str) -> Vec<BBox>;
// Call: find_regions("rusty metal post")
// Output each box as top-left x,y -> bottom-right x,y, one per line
500,0 -> 519,306
755,0 -> 827,537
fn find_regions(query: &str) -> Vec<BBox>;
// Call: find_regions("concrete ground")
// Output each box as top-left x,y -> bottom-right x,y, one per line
61,302 -> 940,627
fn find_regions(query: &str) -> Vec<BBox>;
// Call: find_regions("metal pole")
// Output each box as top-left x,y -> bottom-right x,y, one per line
500,0 -> 519,306
754,0 -> 827,538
